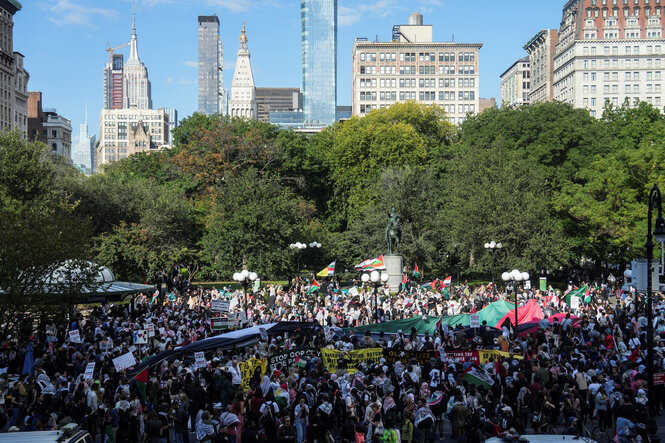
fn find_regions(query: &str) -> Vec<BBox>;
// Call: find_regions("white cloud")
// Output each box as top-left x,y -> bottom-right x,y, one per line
140,0 -> 177,6
224,60 -> 236,71
203,0 -> 284,13
40,0 -> 117,28
183,60 -> 198,68
339,6 -> 361,27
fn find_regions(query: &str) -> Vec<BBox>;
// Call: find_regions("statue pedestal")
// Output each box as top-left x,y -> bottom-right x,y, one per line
384,255 -> 403,293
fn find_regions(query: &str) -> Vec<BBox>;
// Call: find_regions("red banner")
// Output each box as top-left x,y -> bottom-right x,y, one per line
444,350 -> 480,365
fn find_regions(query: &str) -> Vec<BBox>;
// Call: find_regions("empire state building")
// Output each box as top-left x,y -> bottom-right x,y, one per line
123,5 -> 152,110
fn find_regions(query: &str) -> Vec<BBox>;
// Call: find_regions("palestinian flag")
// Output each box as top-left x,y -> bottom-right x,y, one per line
307,278 -> 321,294
584,286 -> 592,304
401,274 -> 407,291
422,279 -> 439,290
462,366 -> 495,389
565,285 -> 587,306
150,291 -> 159,304
443,287 -> 450,300
441,276 -> 452,288
427,391 -> 444,407
413,263 -> 420,278
317,261 -> 336,277
436,316 -> 443,331
626,346 -> 640,363
133,368 -> 148,400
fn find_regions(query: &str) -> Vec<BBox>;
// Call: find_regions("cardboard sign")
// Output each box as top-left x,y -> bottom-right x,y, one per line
133,330 -> 148,344
112,352 -> 137,372
100,340 -> 113,351
194,351 -> 207,368
211,318 -> 229,331
655,372 -> 665,385
524,280 -> 531,290
146,324 -> 155,337
68,330 -> 81,343
83,362 -> 95,380
470,314 -> 480,329
259,327 -> 268,342
211,299 -> 230,313
128,345 -> 137,353
570,295 -> 580,310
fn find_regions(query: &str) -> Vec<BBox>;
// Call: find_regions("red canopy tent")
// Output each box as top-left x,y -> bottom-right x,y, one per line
496,299 -> 544,328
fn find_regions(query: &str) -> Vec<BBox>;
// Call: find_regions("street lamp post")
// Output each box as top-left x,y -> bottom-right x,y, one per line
361,270 -> 389,323
646,184 -> 665,421
233,270 -> 258,323
502,269 -> 529,332
484,241 -> 502,293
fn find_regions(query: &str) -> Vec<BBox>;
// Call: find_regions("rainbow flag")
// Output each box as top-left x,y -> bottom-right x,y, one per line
317,261 -> 336,277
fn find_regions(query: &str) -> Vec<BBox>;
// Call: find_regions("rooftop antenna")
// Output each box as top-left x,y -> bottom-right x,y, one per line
452,33 -> 455,42
132,0 -> 136,35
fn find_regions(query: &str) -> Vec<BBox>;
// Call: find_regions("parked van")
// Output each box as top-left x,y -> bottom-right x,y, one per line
0,423 -> 92,443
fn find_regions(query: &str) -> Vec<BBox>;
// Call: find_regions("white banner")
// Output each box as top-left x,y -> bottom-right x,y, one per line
194,351 -> 207,368
68,330 -> 81,343
83,362 -> 95,380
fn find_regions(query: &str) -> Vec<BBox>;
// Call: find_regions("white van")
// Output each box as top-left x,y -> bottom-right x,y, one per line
0,423 -> 93,443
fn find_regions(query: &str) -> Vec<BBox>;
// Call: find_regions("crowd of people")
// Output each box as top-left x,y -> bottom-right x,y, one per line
0,276 -> 662,443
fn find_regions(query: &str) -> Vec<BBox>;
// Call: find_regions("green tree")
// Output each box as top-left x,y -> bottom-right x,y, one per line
0,132 -> 95,337
317,103 -> 455,227
201,169 -> 317,280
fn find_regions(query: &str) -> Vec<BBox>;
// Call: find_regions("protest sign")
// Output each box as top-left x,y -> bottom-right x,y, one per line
259,327 -> 268,342
267,347 -> 320,371
112,352 -> 137,372
470,314 -> 480,328
320,348 -> 384,374
571,295 -> 580,310
68,330 -> 81,343
539,277 -> 547,292
133,330 -> 148,344
211,299 -> 230,313
100,340 -> 113,351
83,362 -> 95,380
211,318 -> 229,331
146,324 -> 155,337
194,351 -> 207,368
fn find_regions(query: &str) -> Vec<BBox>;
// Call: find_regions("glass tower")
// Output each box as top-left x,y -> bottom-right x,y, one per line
301,0 -> 337,127
198,15 -> 225,115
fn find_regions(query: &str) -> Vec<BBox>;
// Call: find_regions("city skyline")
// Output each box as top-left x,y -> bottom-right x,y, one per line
18,0 -> 564,139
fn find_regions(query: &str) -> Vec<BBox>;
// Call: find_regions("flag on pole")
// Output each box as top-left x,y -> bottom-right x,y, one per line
436,316 -> 443,331
422,279 -> 439,290
413,263 -> 420,278
565,285 -> 587,306
133,368 -> 148,400
626,346 -> 640,363
401,274 -> 407,290
317,261 -> 336,277
307,278 -> 321,294
441,276 -> 452,288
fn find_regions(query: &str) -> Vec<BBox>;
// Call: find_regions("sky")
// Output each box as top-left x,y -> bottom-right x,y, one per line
17,0 -> 565,141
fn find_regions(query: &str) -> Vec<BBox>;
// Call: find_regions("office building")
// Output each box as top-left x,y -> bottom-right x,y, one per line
122,5 -> 152,110
103,53 -> 124,110
164,107 -> 178,142
229,24 -> 257,119
553,0 -> 665,118
198,15 -> 227,116
0,0 -> 29,137
28,92 -> 72,159
255,87 -> 302,122
95,108 -> 169,171
301,0 -> 337,127
479,97 -> 496,113
500,57 -> 531,107
71,108 -> 96,174
524,29 -> 557,103
352,13 -> 482,124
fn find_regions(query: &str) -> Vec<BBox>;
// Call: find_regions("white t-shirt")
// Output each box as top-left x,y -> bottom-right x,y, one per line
429,368 -> 441,388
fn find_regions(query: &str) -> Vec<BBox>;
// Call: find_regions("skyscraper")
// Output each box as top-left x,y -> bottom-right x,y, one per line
123,4 -> 152,110
301,0 -> 337,127
71,107 -> 96,174
103,53 -> 124,110
229,23 -> 257,119
198,15 -> 226,116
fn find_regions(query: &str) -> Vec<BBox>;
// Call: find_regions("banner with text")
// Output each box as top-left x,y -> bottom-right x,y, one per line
320,348 -> 384,374
383,349 -> 436,366
267,347 -> 320,371
238,358 -> 267,391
